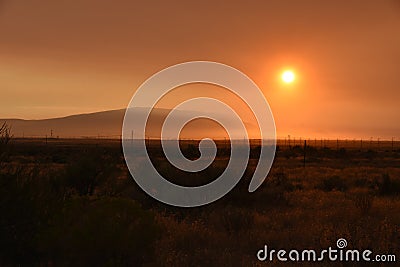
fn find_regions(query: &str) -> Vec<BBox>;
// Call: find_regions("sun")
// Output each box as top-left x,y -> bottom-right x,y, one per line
281,70 -> 295,83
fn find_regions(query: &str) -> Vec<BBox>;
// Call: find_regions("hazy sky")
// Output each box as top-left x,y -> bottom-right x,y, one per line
1,0 -> 399,138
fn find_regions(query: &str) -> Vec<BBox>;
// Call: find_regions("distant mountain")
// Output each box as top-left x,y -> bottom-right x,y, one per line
1,109 -> 127,138
0,108 -> 258,139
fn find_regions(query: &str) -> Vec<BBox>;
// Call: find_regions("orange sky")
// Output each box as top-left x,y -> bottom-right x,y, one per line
1,0 -> 399,139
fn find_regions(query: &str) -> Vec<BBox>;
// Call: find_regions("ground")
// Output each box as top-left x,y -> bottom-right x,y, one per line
0,138 -> 399,266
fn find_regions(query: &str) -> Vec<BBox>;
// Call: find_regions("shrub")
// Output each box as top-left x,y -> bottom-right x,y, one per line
0,166 -> 64,266
0,122 -> 12,163
41,197 -> 159,266
185,143 -> 201,159
220,207 -> 254,234
353,190 -> 374,215
377,173 -> 400,196
318,175 -> 348,192
64,148 -> 118,196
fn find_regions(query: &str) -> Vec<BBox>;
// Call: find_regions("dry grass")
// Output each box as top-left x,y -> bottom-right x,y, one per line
1,139 -> 399,266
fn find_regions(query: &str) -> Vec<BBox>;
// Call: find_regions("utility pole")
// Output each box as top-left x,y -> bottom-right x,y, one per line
303,140 -> 306,168
392,137 -> 394,152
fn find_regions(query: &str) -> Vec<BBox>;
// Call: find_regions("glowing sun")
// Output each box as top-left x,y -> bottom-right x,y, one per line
281,70 -> 295,83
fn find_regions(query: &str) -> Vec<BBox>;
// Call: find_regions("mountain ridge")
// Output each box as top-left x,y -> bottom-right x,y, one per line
0,108 -> 255,139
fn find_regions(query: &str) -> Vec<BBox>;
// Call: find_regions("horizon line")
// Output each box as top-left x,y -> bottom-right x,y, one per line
12,136 -> 400,142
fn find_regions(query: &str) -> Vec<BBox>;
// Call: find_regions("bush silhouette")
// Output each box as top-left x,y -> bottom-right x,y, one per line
40,197 -> 159,266
0,166 -> 64,266
377,173 -> 400,196
0,122 -> 11,164
64,148 -> 118,196
318,175 -> 348,192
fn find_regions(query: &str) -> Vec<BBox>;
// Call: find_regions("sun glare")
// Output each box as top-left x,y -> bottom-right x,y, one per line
282,70 -> 295,84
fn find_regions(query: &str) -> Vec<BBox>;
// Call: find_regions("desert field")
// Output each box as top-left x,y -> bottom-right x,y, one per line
1,136 -> 399,266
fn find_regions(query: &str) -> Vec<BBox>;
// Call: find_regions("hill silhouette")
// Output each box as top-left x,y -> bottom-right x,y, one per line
1,108 -> 257,139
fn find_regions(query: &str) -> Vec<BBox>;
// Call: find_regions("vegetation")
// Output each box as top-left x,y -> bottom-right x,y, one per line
0,134 -> 399,266
0,123 -> 11,164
